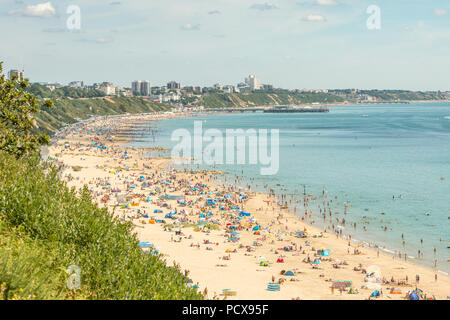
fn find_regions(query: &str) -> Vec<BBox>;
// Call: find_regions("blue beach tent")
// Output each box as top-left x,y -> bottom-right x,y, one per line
409,293 -> 419,300
370,290 -> 380,297
139,242 -> 153,248
267,283 -> 280,291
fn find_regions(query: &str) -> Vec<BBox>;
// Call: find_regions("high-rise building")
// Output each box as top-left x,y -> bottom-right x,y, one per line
140,81 -> 151,96
131,80 -> 151,96
245,75 -> 262,90
8,69 -> 24,81
132,81 -> 142,95
167,81 -> 181,90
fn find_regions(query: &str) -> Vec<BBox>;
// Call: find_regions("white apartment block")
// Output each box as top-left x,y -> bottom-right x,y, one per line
245,74 -> 262,90
98,82 -> 116,95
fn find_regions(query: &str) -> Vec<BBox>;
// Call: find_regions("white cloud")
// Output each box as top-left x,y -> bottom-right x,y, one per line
95,38 -> 114,44
250,3 -> 279,11
316,0 -> 338,6
9,2 -> 56,18
303,14 -> 326,22
181,23 -> 201,31
433,9 -> 448,16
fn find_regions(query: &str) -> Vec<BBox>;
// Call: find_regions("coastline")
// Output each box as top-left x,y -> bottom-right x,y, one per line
48,111 -> 450,300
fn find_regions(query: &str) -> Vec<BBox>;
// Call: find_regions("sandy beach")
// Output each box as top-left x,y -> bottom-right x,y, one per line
48,112 -> 450,300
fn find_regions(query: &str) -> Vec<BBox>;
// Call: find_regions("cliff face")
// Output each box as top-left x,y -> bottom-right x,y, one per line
35,96 -> 173,134
199,92 -> 345,108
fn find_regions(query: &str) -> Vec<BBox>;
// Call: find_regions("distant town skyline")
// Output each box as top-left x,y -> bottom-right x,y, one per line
1,0 -> 449,91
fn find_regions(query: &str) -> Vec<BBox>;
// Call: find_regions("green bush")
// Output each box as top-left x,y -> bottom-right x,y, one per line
0,152 -> 203,300
0,224 -> 68,300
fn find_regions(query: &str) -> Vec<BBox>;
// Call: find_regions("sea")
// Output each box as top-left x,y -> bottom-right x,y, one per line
130,102 -> 450,274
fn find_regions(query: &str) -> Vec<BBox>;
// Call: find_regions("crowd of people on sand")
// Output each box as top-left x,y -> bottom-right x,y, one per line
48,114 -> 446,300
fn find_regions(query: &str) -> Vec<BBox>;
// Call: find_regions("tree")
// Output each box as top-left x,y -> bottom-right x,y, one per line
0,62 -> 54,157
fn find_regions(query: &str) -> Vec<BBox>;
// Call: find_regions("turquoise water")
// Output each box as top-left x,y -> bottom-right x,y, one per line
132,103 -> 450,273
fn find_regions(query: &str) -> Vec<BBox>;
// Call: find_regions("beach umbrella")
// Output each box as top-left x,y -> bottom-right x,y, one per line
313,260 -> 321,264
321,250 -> 330,256
258,256 -> 267,260
370,290 -> 380,297
409,293 -> 419,300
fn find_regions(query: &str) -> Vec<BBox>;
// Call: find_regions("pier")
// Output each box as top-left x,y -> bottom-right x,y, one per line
264,107 -> 329,113
203,106 -> 330,113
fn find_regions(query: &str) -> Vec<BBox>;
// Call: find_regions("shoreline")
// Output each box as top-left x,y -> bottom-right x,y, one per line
48,110 -> 450,300
206,173 -> 449,278
132,109 -> 449,276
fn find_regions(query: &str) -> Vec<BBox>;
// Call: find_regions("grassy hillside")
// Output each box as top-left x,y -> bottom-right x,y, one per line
35,96 -> 173,134
357,89 -> 449,101
26,84 -> 173,135
199,91 -> 345,108
0,152 -> 203,300
28,83 -> 106,99
197,90 -> 449,109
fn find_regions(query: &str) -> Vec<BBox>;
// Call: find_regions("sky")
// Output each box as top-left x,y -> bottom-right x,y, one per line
1,0 -> 449,90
